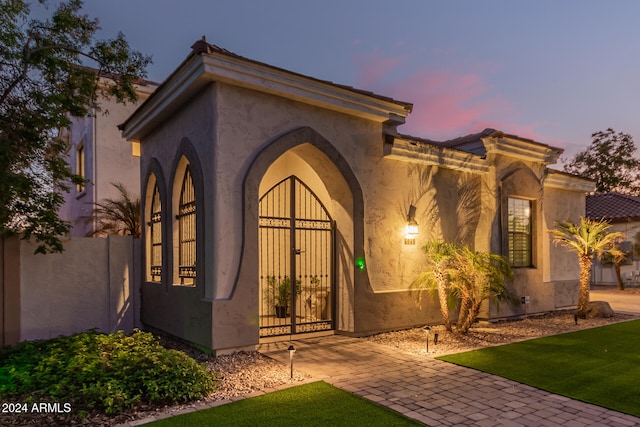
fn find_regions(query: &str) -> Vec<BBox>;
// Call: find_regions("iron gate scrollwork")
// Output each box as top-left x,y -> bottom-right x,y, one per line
259,176 -> 335,337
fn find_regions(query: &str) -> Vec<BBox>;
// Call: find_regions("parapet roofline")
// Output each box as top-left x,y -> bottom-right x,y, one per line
120,38 -> 413,140
389,128 -> 565,168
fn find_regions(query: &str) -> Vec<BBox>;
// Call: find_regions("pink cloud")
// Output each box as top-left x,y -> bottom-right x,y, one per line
353,53 -> 539,142
353,51 -> 407,91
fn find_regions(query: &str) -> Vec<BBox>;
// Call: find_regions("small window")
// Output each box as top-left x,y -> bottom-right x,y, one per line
150,184 -> 162,282
76,143 -> 85,192
508,197 -> 532,267
177,167 -> 196,285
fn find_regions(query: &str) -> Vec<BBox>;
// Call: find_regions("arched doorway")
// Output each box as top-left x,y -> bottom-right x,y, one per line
258,175 -> 335,337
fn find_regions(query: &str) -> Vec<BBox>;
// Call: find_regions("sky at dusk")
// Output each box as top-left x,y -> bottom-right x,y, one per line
69,0 -> 640,162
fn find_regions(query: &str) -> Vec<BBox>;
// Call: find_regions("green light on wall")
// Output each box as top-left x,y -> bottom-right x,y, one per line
356,257 -> 366,271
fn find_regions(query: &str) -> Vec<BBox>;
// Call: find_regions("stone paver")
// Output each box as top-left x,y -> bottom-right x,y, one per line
259,335 -> 640,427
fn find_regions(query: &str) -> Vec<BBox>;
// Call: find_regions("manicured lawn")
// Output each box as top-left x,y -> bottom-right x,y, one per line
438,319 -> 640,417
147,381 -> 423,426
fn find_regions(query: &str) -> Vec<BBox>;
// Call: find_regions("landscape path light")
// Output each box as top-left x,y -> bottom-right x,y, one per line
288,345 -> 296,379
424,326 -> 431,353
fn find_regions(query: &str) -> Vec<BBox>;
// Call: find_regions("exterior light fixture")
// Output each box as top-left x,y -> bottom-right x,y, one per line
288,345 -> 296,379
424,326 -> 431,353
404,204 -> 418,245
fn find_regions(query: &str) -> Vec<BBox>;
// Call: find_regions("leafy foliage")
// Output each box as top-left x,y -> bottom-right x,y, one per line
411,241 -> 460,331
412,241 -> 515,333
563,128 -> 640,195
0,0 -> 150,253
263,275 -> 301,307
549,217 -> 625,316
452,246 -> 515,333
81,182 -> 141,237
600,241 -> 629,290
0,330 -> 216,415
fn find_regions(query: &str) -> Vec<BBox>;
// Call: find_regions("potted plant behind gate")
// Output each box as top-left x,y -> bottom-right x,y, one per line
264,276 -> 300,318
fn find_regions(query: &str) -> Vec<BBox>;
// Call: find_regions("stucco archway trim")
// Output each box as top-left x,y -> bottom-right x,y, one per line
169,138 -> 207,297
231,126 -> 364,299
142,158 -> 169,291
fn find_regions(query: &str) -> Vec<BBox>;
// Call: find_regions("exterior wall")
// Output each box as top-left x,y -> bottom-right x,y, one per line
60,86 -> 154,237
60,114 -> 95,237
134,67 -> 590,352
543,187 -> 585,283
540,186 -> 587,310
215,83 -> 501,345
492,158 -> 547,318
138,87 -> 215,350
0,236 -> 141,346
592,220 -> 640,285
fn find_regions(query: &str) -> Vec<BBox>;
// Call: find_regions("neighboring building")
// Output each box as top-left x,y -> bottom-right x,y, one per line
587,192 -> 640,285
59,77 -> 157,237
119,39 -> 594,353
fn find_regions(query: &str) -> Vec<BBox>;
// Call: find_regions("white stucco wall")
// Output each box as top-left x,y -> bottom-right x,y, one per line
1,236 -> 140,344
61,85 -> 154,237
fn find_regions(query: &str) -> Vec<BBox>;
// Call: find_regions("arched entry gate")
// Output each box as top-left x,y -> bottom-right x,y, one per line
259,175 -> 335,337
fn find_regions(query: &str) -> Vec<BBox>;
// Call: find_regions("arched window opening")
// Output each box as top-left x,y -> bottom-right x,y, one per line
150,183 -> 163,281
177,166 -> 196,285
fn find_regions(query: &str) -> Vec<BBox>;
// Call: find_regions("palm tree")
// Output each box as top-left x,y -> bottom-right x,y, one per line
452,246 -> 515,333
82,182 -> 141,238
412,241 -> 459,332
602,241 -> 629,290
549,217 -> 624,317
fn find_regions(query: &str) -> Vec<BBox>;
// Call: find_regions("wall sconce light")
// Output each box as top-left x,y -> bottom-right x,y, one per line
404,204 -> 418,245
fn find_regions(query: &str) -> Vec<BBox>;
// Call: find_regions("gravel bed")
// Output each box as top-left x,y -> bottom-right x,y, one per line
3,309 -> 636,426
365,310 -> 636,357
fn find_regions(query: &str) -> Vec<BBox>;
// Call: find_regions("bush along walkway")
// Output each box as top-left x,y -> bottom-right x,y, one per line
0,330 -> 216,426
260,335 -> 640,427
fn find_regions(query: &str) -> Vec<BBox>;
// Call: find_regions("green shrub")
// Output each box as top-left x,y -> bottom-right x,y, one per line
0,330 -> 216,414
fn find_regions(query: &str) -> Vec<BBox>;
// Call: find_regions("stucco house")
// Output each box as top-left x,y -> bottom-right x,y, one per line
59,77 -> 157,237
587,192 -> 640,285
119,39 -> 594,353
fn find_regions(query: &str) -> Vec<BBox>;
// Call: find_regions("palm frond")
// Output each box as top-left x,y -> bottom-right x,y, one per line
81,182 -> 140,238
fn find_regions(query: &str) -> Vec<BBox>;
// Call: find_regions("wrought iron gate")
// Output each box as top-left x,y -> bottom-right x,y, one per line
259,176 -> 335,337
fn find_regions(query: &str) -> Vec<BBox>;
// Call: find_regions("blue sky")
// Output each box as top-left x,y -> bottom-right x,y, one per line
75,0 -> 640,161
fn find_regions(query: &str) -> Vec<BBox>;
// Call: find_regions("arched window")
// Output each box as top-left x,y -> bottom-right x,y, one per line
177,166 -> 196,285
150,183 -> 163,282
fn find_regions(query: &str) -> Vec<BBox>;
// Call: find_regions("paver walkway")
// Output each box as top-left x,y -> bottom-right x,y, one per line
259,335 -> 640,427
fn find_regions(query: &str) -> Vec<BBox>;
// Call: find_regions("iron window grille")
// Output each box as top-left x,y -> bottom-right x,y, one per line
150,184 -> 162,281
177,166 -> 196,284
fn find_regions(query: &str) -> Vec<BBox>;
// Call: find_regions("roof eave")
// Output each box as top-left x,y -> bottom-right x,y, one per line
383,135 -> 489,174
545,169 -> 596,192
483,135 -> 563,165
121,50 -> 412,141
